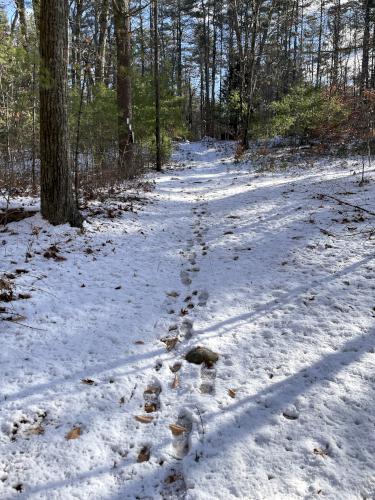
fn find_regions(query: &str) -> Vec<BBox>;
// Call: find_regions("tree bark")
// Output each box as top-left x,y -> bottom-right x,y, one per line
113,0 -> 134,176
154,0 -> 162,171
39,0 -> 82,226
15,0 -> 28,49
360,0 -> 371,92
95,0 -> 109,84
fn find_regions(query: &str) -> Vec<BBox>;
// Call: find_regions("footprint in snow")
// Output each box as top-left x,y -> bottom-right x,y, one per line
180,319 -> 194,340
198,291 -> 209,307
170,411 -> 193,460
143,379 -> 162,413
200,364 -> 216,395
180,271 -> 192,286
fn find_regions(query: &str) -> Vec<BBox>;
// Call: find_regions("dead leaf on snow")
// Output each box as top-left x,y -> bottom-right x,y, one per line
170,362 -> 182,373
171,374 -> 180,389
137,446 -> 151,463
18,293 -> 31,300
29,425 -> 45,436
167,291 -> 180,298
228,389 -> 237,399
65,427 -> 81,440
169,424 -> 187,436
5,315 -> 27,322
161,337 -> 179,351
81,379 -> 96,386
144,402 -> 157,413
314,447 -> 329,458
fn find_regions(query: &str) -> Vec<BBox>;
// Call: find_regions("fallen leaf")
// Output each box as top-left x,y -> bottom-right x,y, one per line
5,315 -> 27,322
137,446 -> 150,463
228,389 -> 237,399
314,447 -> 329,458
169,424 -> 187,436
65,426 -> 81,440
170,362 -> 182,373
161,337 -> 179,351
144,385 -> 161,395
167,291 -> 180,298
81,379 -> 96,386
135,415 -> 154,424
171,374 -> 180,389
18,293 -> 31,300
135,340 -> 145,345
29,425 -> 45,436
144,403 -> 157,413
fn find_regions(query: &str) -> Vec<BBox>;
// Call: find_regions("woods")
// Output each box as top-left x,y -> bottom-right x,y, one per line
0,0 -> 374,225
1,1 -> 375,498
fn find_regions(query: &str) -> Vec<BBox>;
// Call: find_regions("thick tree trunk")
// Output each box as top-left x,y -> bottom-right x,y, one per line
113,0 -> 134,176
39,0 -> 82,226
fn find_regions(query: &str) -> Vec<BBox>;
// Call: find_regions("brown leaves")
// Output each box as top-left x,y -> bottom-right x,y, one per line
171,374 -> 180,389
167,291 -> 180,298
169,424 -> 187,436
161,337 -> 179,352
228,389 -> 237,399
0,277 -> 14,302
28,425 -> 45,436
81,379 -> 96,386
144,403 -> 157,413
314,447 -> 329,458
137,446 -> 151,463
43,245 -> 66,261
170,362 -> 182,373
65,427 -> 81,440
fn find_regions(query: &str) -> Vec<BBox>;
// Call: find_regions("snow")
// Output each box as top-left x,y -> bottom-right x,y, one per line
0,141 -> 374,499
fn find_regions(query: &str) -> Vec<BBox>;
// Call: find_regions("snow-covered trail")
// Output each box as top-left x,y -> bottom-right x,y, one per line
1,141 -> 375,499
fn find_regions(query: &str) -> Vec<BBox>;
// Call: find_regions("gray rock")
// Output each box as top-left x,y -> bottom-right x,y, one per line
185,346 -> 219,366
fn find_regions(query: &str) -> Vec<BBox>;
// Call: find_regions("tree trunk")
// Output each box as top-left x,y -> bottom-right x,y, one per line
15,0 -> 28,49
39,0 -> 82,226
32,0 -> 40,32
95,0 -> 109,84
113,0 -> 134,177
331,0 -> 341,89
360,0 -> 371,92
153,0 -> 162,172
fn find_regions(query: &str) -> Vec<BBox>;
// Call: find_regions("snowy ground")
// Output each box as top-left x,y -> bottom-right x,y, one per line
0,141 -> 374,499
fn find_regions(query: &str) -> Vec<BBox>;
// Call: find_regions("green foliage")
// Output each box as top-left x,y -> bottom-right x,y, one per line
69,71 -> 188,165
0,23 -> 37,157
133,72 -> 188,159
69,84 -> 118,157
270,85 -> 347,140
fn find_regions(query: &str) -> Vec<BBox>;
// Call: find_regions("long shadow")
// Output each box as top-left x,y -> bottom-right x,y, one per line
199,254 -> 374,338
17,326 -> 375,499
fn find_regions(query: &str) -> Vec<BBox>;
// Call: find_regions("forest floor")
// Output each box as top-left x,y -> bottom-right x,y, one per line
0,140 -> 375,499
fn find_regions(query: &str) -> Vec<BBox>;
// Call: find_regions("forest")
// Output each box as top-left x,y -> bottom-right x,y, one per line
0,0 -> 374,499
